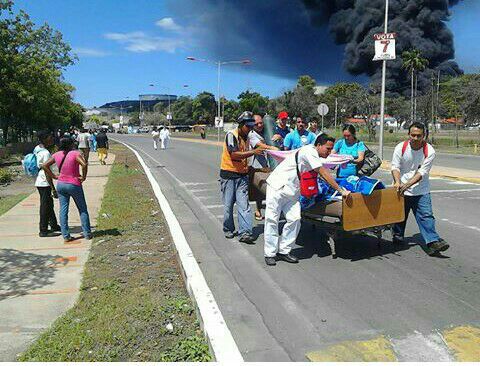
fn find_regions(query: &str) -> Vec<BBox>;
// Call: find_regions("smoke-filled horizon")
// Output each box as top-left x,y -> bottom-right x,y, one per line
168,0 -> 466,95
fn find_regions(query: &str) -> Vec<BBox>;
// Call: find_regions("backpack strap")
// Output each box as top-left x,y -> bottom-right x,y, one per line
58,151 -> 70,173
401,140 -> 409,156
402,140 -> 428,158
423,142 -> 428,158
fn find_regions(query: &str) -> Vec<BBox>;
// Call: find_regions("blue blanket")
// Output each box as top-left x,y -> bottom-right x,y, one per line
300,175 -> 385,210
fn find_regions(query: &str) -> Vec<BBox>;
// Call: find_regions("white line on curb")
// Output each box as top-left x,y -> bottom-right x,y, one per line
114,139 -> 243,362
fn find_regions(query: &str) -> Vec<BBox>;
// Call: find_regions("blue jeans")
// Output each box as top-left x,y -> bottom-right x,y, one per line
57,182 -> 92,239
393,193 -> 440,245
220,176 -> 252,236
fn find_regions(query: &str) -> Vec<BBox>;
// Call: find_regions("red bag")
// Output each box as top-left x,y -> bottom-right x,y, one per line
295,151 -> 319,198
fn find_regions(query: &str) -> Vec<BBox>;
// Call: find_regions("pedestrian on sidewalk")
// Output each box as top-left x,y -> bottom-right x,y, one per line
34,130 -> 61,237
89,129 -> 97,152
152,126 -> 160,150
96,129 -> 109,165
77,128 -> 91,162
220,111 -> 265,244
43,137 -> 92,242
391,122 -> 449,256
263,134 -> 351,266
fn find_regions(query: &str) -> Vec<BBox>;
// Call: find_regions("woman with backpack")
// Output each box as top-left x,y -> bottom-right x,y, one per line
42,137 -> 92,242
332,124 -> 366,178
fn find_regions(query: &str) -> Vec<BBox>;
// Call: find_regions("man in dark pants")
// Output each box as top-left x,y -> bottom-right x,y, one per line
34,130 -> 60,237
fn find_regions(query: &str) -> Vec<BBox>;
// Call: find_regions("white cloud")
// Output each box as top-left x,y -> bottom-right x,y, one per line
73,47 -> 109,57
155,17 -> 183,32
104,31 -> 184,53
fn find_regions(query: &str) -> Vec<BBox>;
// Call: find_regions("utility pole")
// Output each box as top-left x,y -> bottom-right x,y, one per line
431,75 -> 435,143
435,70 -> 441,133
217,61 -> 221,142
334,98 -> 338,131
378,0 -> 389,160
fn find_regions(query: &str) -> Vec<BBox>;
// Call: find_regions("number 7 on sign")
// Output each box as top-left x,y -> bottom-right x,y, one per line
381,40 -> 390,53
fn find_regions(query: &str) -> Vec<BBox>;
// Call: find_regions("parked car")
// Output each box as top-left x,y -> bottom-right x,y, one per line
139,126 -> 150,133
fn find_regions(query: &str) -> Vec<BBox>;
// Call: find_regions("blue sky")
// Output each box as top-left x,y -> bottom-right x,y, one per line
14,0 -> 480,108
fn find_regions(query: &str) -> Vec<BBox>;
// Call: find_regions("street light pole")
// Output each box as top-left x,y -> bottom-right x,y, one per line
378,0 -> 389,161
217,61 -> 221,142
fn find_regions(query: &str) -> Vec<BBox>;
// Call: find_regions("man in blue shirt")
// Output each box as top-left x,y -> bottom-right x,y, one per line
283,117 -> 316,150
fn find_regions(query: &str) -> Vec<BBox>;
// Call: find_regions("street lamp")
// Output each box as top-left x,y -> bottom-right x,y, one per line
187,56 -> 251,140
378,0 -> 389,161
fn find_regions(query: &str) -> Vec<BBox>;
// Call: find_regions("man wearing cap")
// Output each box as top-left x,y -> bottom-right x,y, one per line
271,111 -> 291,150
220,112 -> 265,244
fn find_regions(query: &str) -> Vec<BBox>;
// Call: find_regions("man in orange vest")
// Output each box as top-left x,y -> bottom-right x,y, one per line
220,111 -> 265,244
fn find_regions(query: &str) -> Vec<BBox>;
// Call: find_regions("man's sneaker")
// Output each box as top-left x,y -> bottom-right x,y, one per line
429,239 -> 450,253
224,231 -> 235,239
265,257 -> 276,266
276,253 -> 299,263
50,225 -> 61,232
238,234 -> 255,244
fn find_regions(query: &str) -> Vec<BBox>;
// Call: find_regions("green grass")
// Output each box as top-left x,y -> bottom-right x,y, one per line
0,193 -> 29,216
18,143 -> 211,362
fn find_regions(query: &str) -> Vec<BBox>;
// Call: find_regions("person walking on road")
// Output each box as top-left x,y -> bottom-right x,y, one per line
220,111 -> 265,244
248,114 -> 278,221
160,126 -> 170,149
96,129 -> 109,165
77,128 -> 91,162
43,137 -> 92,242
283,116 -> 316,150
332,124 -> 366,178
263,134 -> 351,266
34,130 -> 61,237
89,129 -> 97,152
391,122 -> 449,256
152,126 -> 160,150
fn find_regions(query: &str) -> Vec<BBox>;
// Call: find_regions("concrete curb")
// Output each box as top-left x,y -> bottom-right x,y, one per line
113,139 -> 243,362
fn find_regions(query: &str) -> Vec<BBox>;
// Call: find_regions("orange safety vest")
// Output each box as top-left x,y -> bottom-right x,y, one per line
220,129 -> 249,174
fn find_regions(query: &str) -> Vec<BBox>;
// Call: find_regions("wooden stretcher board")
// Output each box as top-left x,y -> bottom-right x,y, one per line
341,187 -> 405,231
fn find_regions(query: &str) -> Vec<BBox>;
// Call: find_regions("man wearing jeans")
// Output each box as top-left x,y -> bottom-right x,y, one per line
391,122 -> 449,256
220,111 -> 265,244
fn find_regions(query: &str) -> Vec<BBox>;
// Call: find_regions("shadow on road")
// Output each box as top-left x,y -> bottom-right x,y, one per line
0,249 -> 66,300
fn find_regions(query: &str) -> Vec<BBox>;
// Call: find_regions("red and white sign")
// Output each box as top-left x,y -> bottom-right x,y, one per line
373,32 -> 396,61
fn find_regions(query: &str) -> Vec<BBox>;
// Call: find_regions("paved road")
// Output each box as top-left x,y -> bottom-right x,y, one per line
114,135 -> 480,362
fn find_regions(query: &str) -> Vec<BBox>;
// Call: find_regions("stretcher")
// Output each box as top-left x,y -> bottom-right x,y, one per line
251,171 -> 405,258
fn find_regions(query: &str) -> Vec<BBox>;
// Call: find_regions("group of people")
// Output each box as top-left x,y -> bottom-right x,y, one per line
220,111 -> 449,266
151,126 -> 171,150
32,127 -> 110,242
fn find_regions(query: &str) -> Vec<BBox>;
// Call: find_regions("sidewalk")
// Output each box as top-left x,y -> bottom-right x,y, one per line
0,153 -> 114,361
172,137 -> 480,184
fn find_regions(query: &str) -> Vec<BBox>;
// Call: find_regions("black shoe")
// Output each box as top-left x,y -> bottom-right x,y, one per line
50,225 -> 61,232
225,231 -> 235,239
429,239 -> 449,253
39,231 -> 61,238
392,236 -> 404,246
277,253 -> 299,263
238,234 -> 255,244
265,257 -> 277,266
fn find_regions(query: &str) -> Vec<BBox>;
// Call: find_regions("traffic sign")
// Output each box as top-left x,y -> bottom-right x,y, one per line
317,103 -> 329,116
166,113 -> 172,120
215,116 -> 224,128
373,32 -> 396,61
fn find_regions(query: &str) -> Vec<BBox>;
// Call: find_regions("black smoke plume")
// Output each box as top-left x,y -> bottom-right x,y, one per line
168,0 -> 464,95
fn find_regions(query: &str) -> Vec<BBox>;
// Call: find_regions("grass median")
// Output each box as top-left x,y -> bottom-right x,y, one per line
18,142 -> 211,362
0,193 -> 30,216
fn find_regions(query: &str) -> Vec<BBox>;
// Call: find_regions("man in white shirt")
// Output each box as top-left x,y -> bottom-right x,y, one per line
160,126 -> 170,149
77,128 -> 91,162
151,127 -> 160,150
391,122 -> 449,256
264,134 -> 351,266
34,130 -> 60,237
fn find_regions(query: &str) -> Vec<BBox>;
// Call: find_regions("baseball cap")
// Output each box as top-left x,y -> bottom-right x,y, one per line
237,111 -> 255,127
278,111 -> 288,120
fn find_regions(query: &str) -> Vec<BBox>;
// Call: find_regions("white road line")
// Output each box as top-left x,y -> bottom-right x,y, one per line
431,188 -> 480,193
448,180 -> 479,186
206,204 -> 224,209
440,218 -> 480,233
190,188 -> 219,193
113,139 -> 243,362
184,181 -> 218,186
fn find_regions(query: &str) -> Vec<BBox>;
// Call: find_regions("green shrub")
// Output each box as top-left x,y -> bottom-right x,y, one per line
0,168 -> 13,184
160,336 -> 212,362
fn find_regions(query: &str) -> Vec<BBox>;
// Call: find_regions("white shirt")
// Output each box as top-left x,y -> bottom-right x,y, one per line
160,129 -> 170,139
34,145 -> 51,187
152,131 -> 160,140
267,144 -> 325,199
391,141 -> 435,196
77,132 -> 90,148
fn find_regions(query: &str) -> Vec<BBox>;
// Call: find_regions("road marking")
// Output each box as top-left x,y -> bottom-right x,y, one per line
443,326 -> 480,361
440,218 -> 480,233
306,336 -> 396,362
205,204 -> 224,209
430,188 -> 480,193
114,139 -> 244,362
190,188 -> 219,193
448,180 -> 479,186
183,181 -> 218,186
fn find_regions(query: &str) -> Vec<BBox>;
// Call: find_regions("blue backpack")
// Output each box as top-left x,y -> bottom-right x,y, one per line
22,150 -> 40,176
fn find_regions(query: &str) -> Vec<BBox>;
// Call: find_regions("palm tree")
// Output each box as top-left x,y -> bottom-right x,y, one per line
402,49 -> 429,122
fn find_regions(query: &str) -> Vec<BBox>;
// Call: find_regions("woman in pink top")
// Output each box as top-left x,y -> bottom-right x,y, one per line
43,137 -> 92,242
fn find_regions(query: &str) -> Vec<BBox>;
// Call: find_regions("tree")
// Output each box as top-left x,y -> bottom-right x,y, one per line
192,92 -> 216,125
237,91 -> 268,114
402,49 -> 429,122
297,75 -> 316,92
221,98 -> 240,123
